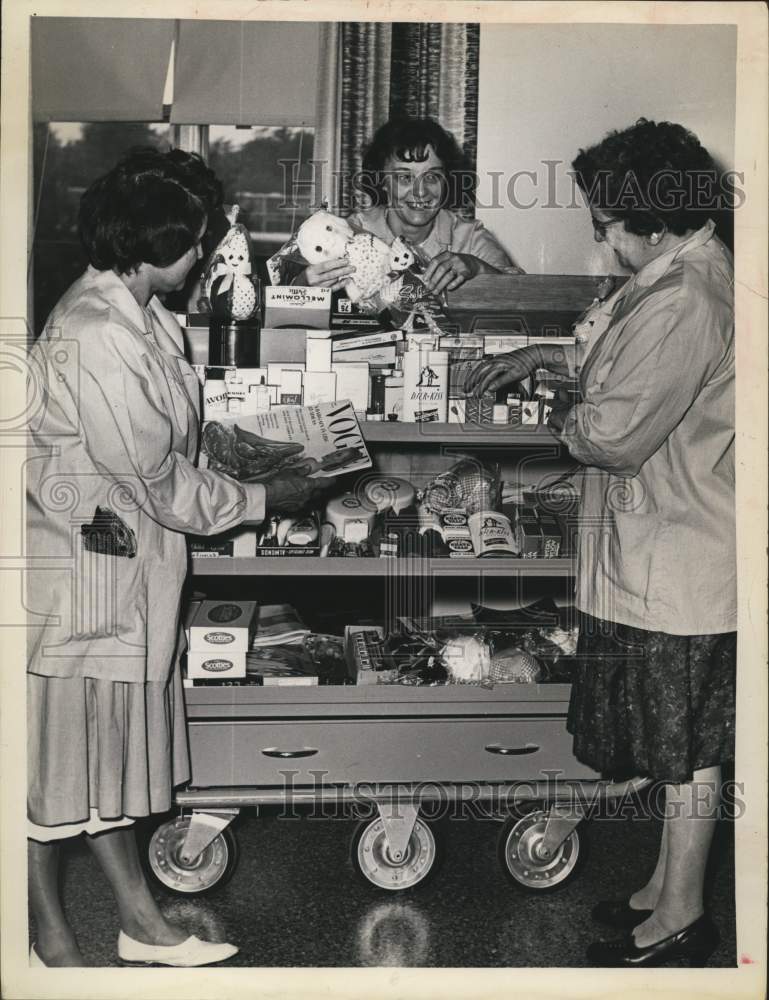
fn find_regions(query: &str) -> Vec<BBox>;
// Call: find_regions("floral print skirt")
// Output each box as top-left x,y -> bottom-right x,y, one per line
567,613 -> 736,783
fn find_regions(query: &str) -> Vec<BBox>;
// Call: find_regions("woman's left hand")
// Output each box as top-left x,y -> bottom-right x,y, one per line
422,252 -> 481,295
547,396 -> 572,432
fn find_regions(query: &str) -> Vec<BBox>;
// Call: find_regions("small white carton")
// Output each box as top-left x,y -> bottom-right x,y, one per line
188,599 -> 258,653
187,650 -> 247,680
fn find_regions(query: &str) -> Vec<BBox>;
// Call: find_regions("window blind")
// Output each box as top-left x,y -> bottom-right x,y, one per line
31,17 -> 175,122
171,20 -> 320,126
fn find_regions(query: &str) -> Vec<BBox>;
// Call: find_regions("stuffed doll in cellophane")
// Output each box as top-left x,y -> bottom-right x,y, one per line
198,206 -> 261,322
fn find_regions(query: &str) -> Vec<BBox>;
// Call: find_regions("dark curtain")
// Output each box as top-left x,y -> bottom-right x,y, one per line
339,22 -> 480,217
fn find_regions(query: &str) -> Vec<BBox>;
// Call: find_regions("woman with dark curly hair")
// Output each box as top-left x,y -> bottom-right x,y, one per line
296,116 -> 522,295
467,119 -> 735,968
26,149 -> 322,967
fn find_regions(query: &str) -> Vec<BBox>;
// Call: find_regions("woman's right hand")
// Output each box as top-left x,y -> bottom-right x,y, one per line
296,258 -> 356,292
464,347 -> 540,397
264,470 -> 329,515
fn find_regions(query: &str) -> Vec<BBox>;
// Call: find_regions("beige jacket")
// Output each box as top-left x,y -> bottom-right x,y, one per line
27,267 -> 265,683
560,222 -> 735,635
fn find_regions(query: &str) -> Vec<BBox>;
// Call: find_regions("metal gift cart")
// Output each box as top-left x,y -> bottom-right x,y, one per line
145,276 -> 644,896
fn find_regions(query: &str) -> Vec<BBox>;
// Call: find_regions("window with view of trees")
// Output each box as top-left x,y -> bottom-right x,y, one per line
32,123 -> 172,334
32,123 -> 315,334
208,126 -> 315,254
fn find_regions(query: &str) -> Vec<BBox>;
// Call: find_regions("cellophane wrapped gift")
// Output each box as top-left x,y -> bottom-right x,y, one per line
266,209 -> 445,322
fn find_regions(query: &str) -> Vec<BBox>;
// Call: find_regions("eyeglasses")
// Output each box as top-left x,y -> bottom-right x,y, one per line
591,216 -> 624,240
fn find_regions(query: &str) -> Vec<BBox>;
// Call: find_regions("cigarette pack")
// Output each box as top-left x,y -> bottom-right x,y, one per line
263,286 -> 331,329
303,370 -> 337,406
333,330 -> 403,351
258,327 -> 307,365
516,520 -> 541,558
332,362 -> 370,413
306,337 -> 332,372
330,344 -> 397,365
538,517 -> 562,558
266,364 -> 305,405
465,394 -> 495,425
188,599 -> 258,653
483,335 -> 524,355
330,306 -> 382,332
521,399 -> 541,425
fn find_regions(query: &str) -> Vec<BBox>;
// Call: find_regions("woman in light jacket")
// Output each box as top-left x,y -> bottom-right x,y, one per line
293,116 -> 523,295
468,119 -> 735,968
26,150 -> 321,967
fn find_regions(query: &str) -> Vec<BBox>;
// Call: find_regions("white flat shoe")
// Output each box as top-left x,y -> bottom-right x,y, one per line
29,945 -> 47,967
117,930 -> 238,967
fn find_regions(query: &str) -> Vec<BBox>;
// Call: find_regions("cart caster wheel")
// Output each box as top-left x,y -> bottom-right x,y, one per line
145,816 -> 238,896
351,817 -> 441,891
497,806 -> 585,892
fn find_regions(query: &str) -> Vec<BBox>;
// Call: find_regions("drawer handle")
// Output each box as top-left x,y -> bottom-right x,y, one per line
261,747 -> 319,759
485,743 -> 540,756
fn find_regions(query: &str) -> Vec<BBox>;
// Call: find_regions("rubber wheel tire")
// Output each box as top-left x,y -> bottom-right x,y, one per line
143,815 -> 239,896
350,816 -> 443,892
497,804 -> 586,893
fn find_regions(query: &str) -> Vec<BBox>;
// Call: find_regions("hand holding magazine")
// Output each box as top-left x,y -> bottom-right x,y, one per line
202,399 -> 372,483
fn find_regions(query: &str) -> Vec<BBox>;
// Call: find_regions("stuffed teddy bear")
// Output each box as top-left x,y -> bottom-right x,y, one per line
296,210 -> 415,306
199,206 -> 260,321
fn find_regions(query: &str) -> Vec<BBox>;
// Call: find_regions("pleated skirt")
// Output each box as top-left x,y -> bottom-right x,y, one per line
27,664 -> 190,830
567,613 -> 736,783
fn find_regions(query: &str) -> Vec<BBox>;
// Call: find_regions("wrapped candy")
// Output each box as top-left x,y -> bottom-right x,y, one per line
422,459 -> 499,516
440,634 -> 491,684
198,206 -> 261,322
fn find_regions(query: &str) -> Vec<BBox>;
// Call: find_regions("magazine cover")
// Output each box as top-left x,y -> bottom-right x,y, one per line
202,398 -> 372,481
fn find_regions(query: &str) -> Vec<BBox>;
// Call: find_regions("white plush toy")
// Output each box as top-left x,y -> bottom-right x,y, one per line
296,210 -> 415,305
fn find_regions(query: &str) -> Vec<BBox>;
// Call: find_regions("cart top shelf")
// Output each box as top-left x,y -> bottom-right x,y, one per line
361,423 -> 562,445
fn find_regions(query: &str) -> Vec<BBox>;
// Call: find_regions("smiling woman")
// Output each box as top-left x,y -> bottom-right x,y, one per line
292,116 -> 523,294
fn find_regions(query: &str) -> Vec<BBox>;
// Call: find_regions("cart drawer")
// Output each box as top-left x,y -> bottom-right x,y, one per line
187,717 -> 598,786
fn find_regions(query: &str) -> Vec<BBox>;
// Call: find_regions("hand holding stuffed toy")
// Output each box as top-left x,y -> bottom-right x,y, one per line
296,210 -> 414,306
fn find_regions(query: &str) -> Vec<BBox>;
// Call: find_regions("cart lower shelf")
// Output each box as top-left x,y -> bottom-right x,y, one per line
157,682 -> 617,895
190,556 -> 576,576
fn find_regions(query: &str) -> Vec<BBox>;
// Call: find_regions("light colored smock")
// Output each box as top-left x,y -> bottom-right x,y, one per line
348,205 -> 522,272
559,221 -> 735,635
27,267 -> 265,684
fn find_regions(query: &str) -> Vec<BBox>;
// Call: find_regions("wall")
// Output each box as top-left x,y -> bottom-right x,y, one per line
475,24 -> 737,275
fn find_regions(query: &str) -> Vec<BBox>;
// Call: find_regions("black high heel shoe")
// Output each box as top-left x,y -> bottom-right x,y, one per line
586,914 -> 719,968
591,898 -> 653,930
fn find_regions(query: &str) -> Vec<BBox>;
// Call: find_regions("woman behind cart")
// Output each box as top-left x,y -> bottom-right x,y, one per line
297,116 -> 523,295
467,118 -> 735,968
26,149 -> 322,967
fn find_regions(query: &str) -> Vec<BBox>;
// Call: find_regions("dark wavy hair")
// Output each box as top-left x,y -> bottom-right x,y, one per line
79,149 -> 209,274
571,119 -> 719,236
357,117 -> 475,211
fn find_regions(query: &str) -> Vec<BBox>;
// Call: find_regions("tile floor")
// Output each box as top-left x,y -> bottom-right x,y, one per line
32,801 -> 736,969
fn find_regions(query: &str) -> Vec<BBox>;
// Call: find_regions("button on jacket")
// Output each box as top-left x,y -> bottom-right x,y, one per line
27,267 -> 265,683
559,222 -> 735,635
